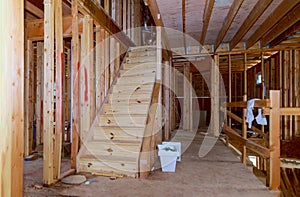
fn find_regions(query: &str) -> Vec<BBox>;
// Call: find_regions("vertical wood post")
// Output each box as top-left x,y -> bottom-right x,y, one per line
71,0 -> 80,169
96,26 -> 102,111
24,40 -> 34,157
183,63 -> 190,131
156,26 -> 163,143
43,0 -> 55,185
80,15 -> 93,142
211,55 -> 220,136
228,54 -> 232,126
36,42 -> 44,146
242,53 -> 247,164
0,0 -> 24,195
54,0 -> 64,179
163,61 -> 170,140
269,90 -> 280,190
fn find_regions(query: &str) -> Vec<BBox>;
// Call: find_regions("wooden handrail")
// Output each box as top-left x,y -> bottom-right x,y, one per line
225,99 -> 270,108
222,125 -> 270,159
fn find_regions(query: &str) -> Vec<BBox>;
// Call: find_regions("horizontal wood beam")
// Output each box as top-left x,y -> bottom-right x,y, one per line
225,100 -> 270,108
25,1 -> 44,18
230,0 -> 273,49
26,15 -> 83,40
78,0 -> 134,47
215,0 -> 244,49
261,3 -> 300,47
200,0 -> 215,45
246,0 -> 300,49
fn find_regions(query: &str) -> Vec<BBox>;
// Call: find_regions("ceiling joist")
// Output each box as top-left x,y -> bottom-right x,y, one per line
261,3 -> 300,47
25,1 -> 44,18
230,0 -> 273,49
200,0 -> 215,45
246,1 -> 300,49
215,0 -> 244,49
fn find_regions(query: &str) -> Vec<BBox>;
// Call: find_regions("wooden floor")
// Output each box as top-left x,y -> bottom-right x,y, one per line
24,130 -> 279,196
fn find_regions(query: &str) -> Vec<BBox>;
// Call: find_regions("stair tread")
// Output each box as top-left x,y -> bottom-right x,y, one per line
80,154 -> 137,163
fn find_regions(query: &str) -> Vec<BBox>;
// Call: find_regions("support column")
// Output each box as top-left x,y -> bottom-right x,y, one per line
211,55 -> 219,136
54,0 -> 63,179
0,0 -> 24,195
183,63 -> 190,131
156,26 -> 162,143
71,0 -> 80,169
242,53 -> 247,164
163,61 -> 170,140
43,0 -> 55,185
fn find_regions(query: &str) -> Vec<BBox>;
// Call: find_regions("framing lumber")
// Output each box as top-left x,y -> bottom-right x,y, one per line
54,0 -> 64,180
36,42 -> 44,145
157,26 -> 163,143
43,0 -> 55,186
26,15 -> 83,41
230,0 -> 273,49
246,0 -> 300,49
80,15 -> 93,142
78,0 -> 134,47
211,55 -> 220,136
96,26 -> 102,111
269,90 -> 280,190
71,0 -> 80,169
183,63 -> 190,130
215,0 -> 244,49
200,0 -> 215,45
268,21 -> 300,48
24,40 -> 34,157
0,0 -> 24,195
25,0 -> 44,18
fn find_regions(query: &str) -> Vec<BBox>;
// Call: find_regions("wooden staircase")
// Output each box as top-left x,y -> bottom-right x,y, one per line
77,46 -> 158,178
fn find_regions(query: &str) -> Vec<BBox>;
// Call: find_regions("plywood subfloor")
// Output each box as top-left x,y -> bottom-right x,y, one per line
24,131 -> 278,196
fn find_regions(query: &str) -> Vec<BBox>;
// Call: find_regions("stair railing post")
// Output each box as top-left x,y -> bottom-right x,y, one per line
268,90 -> 280,190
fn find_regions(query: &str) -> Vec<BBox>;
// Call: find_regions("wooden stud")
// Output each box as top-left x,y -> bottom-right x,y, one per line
157,26 -> 163,143
71,0 -> 80,169
36,42 -> 44,145
88,18 -> 95,124
80,15 -> 93,142
183,63 -> 190,131
164,61 -> 170,140
211,55 -> 220,136
24,40 -> 34,157
283,51 -> 289,140
295,50 -> 300,136
289,50 -> 293,138
43,0 -> 55,185
269,90 -> 281,190
228,54 -> 232,126
242,53 -> 247,164
54,0 -> 64,179
96,26 -> 102,111
123,0 -> 127,32
0,0 -> 24,195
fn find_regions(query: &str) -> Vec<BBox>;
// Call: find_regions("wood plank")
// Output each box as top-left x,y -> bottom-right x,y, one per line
200,0 -> 215,45
36,42 -> 44,145
78,0 -> 134,47
43,0 -> 55,186
295,50 -> 300,136
183,63 -> 190,130
246,0 -> 300,49
92,126 -> 144,141
269,90 -> 281,190
230,0 -> 273,49
25,1 -> 43,18
157,27 -> 163,143
24,40 -> 34,157
225,100 -> 270,108
26,15 -> 83,41
140,82 -> 160,178
222,126 -> 270,159
99,114 -> 147,127
96,26 -> 101,111
164,61 -> 171,140
215,0 -> 244,49
0,0 -> 24,195
80,15 -> 92,142
53,0 -> 64,180
71,0 -> 80,169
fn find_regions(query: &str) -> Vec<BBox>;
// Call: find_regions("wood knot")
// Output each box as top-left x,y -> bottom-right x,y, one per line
107,148 -> 113,152
107,119 -> 111,124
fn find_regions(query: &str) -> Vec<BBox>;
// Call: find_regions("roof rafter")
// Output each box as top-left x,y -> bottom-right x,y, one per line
25,1 -> 44,18
200,0 -> 215,45
230,0 -> 273,49
261,3 -> 300,47
215,0 -> 244,49
246,1 -> 300,49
